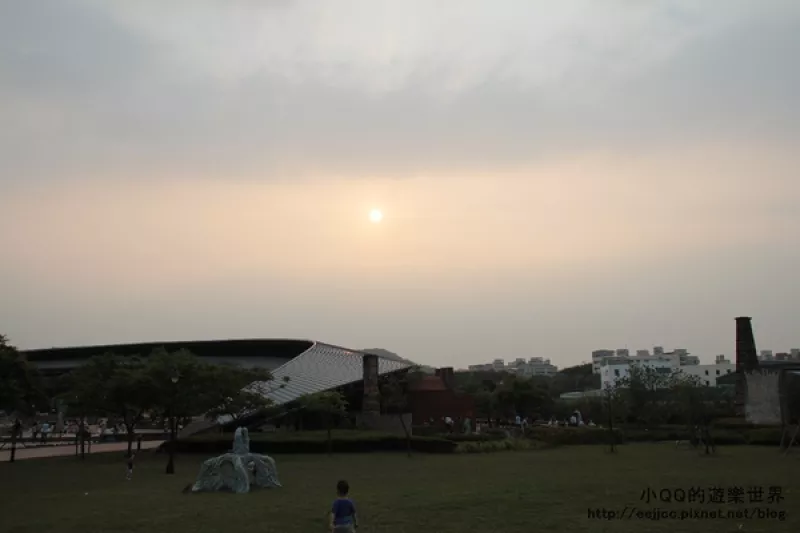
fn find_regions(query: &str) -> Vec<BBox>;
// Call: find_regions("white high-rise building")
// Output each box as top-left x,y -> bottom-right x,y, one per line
591,350 -> 615,374
467,357 -> 559,375
600,356 -> 676,389
591,346 -> 695,374
600,355 -> 734,389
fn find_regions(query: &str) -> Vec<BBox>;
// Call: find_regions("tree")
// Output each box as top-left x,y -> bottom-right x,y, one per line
380,369 -> 420,457
144,348 -> 291,473
64,353 -> 153,457
298,391 -> 348,455
602,382 -> 625,453
145,348 -> 218,474
615,364 -> 671,426
473,388 -> 498,422
669,372 -> 705,431
203,367 -> 289,424
1,335 -> 46,462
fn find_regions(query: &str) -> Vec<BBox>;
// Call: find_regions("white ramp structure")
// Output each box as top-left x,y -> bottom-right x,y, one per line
184,342 -> 412,435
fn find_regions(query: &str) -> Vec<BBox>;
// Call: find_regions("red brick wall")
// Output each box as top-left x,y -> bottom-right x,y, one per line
408,390 -> 474,422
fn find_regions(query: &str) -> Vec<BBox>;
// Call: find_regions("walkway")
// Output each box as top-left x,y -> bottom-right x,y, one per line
0,439 -> 163,461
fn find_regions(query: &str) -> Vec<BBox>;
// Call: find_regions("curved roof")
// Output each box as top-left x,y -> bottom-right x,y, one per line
22,338 -> 313,362
22,337 -> 412,410
264,342 -> 411,405
20,338 -> 414,437
21,339 -> 315,375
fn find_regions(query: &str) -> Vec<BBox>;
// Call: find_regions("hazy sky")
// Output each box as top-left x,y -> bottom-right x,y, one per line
2,1 -> 799,368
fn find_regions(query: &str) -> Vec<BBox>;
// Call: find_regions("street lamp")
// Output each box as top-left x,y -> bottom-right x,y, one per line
165,374 -> 180,474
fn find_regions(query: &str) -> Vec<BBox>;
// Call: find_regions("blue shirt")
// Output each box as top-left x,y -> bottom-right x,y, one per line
332,498 -> 356,526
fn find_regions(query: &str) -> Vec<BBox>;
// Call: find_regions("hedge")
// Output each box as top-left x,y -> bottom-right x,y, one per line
410,427 -> 508,442
445,433 -> 506,443
625,429 -> 747,445
743,428 -> 782,446
455,439 -> 538,453
170,426 -> 786,455
522,426 -> 784,446
171,433 -> 457,454
524,426 -> 624,446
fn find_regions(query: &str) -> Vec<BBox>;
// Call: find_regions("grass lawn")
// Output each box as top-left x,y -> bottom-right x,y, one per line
1,445 -> 798,533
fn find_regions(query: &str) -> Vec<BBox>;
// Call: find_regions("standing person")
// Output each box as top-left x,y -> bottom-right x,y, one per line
40,421 -> 50,443
329,480 -> 358,532
125,451 -> 135,480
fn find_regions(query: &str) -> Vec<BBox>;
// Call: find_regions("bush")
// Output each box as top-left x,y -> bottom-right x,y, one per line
624,429 -> 693,442
171,432 -> 457,454
746,428 -> 783,445
455,438 -> 535,453
445,433 -> 506,443
524,426 -> 622,446
713,418 -> 775,430
623,428 -> 748,445
482,428 -> 512,440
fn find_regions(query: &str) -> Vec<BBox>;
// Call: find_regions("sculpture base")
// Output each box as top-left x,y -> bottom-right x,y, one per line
190,452 -> 281,494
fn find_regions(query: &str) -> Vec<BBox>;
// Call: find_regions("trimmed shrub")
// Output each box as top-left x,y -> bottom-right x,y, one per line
482,428 -> 511,439
455,438 -> 535,454
445,433 -> 506,443
171,432 -> 457,454
524,426 -> 623,446
713,418 -> 776,430
623,428 -> 748,445
746,428 -> 782,446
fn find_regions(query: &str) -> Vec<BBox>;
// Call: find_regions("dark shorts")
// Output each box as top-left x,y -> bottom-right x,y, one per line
333,526 -> 354,533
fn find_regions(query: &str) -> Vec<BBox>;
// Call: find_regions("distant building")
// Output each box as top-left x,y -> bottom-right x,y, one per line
466,356 -> 558,376
591,350 -> 615,374
756,349 -> 800,362
516,357 -> 558,377
680,361 -> 735,387
600,354 -> 734,390
591,346 -> 694,374
408,367 -> 474,421
600,356 -> 676,389
466,363 -> 493,372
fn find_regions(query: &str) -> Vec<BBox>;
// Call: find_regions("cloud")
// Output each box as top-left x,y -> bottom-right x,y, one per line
2,0 -> 800,362
2,0 -> 798,185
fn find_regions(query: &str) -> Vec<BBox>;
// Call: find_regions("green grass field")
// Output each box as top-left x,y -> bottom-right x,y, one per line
1,445 -> 798,533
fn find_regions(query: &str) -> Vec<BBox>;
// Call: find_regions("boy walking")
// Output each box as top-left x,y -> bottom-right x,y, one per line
329,480 -> 358,532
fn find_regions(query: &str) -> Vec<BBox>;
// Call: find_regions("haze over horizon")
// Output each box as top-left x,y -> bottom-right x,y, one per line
2,1 -> 799,368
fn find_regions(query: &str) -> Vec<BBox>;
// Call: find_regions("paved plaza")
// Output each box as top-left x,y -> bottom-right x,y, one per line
0,439 -> 163,461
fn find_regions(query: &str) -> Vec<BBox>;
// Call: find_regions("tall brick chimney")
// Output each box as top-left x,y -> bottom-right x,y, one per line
361,354 -> 380,427
735,317 -> 760,416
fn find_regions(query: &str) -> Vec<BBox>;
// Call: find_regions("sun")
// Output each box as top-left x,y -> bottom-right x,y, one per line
369,209 -> 383,223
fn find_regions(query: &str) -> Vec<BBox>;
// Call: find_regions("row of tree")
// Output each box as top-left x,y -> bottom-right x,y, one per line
455,362 -> 737,426
0,335 -> 289,465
